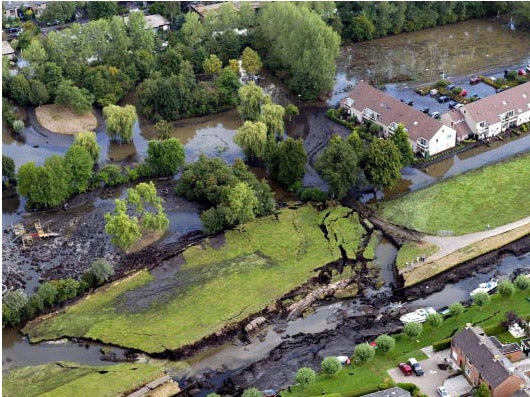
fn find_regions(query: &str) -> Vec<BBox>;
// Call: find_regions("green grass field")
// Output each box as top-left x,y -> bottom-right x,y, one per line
24,205 -> 366,353
395,241 -> 438,270
2,362 -> 166,397
378,154 -> 530,235
285,289 -> 530,397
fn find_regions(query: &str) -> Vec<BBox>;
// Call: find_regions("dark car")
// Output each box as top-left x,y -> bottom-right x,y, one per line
447,84 -> 456,91
430,111 -> 441,119
437,95 -> 450,103
406,100 -> 414,106
408,358 -> 424,376
448,101 -> 458,109
420,107 -> 430,114
398,363 -> 413,376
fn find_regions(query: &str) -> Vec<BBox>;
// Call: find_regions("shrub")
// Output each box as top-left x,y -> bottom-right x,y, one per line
50,278 -> 81,303
295,367 -> 316,388
425,313 -> 443,328
96,164 -> 126,187
449,302 -> 464,317
36,282 -> 58,306
436,80 -> 448,88
497,280 -> 515,298
521,123 -> 529,133
514,275 -> 530,290
321,356 -> 342,376
375,334 -> 395,354
432,337 -> 451,352
403,322 -> 423,338
242,388 -> 262,397
452,87 -> 462,95
299,187 -> 328,202
472,292 -> 490,306
2,289 -> 28,327
354,343 -> 375,362
89,258 -> 115,286
12,119 -> 24,134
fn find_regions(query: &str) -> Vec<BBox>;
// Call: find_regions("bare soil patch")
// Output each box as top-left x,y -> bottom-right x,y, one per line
125,230 -> 166,255
35,104 -> 97,134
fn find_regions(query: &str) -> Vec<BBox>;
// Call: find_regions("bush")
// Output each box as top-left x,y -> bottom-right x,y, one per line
295,367 -> 316,388
449,302 -> 464,317
514,275 -> 530,290
89,258 -> 115,286
299,187 -> 328,202
242,388 -> 262,397
50,278 -> 81,303
497,280 -> 515,298
36,282 -> 58,306
404,322 -> 423,338
12,119 -> 25,134
375,334 -> 395,354
425,313 -> 443,328
95,165 -> 126,187
354,343 -> 375,362
472,292 -> 490,306
432,337 -> 452,352
452,87 -> 462,95
321,356 -> 342,376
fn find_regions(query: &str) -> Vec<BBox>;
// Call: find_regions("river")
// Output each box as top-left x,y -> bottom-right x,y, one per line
3,17 -> 530,391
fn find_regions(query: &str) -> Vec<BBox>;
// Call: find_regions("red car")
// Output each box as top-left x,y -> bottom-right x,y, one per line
398,363 -> 413,376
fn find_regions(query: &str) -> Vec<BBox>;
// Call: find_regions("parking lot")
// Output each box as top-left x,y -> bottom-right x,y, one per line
387,347 -> 458,397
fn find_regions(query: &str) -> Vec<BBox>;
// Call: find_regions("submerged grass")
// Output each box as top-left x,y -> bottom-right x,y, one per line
24,205 -> 365,353
377,154 -> 530,235
2,361 -> 166,397
285,289 -> 530,397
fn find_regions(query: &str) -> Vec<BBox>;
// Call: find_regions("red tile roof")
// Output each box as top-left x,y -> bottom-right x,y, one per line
441,109 -> 473,140
341,81 -> 444,142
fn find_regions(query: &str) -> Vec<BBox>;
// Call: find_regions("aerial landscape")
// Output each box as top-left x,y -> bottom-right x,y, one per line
2,1 -> 530,397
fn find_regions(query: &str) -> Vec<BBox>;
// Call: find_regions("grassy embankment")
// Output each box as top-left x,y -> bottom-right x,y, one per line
2,361 -> 171,397
378,153 -> 530,235
24,205 -> 367,354
285,289 -> 530,397
395,241 -> 438,270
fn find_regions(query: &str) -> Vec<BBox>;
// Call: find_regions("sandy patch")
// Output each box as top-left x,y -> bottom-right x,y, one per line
125,230 -> 166,255
35,104 -> 97,135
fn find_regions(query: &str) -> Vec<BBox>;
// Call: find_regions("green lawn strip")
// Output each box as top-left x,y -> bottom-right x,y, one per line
24,206 -> 364,353
285,290 -> 530,397
321,207 -> 366,256
377,154 -> 530,235
3,361 -> 165,397
395,241 -> 439,270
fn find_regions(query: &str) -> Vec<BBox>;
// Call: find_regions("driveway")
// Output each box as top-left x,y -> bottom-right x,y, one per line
387,347 -> 458,397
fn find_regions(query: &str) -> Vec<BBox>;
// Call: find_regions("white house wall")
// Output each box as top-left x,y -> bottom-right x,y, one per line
428,125 -> 456,155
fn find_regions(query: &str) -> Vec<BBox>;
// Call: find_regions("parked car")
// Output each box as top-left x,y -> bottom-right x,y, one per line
408,358 -> 424,376
471,94 -> 482,101
437,386 -> 450,397
398,363 -> 413,376
430,111 -> 441,119
437,95 -> 450,103
448,101 -> 458,109
469,77 -> 481,85
447,84 -> 456,91
406,100 -> 414,106
459,89 -> 468,97
420,107 -> 430,114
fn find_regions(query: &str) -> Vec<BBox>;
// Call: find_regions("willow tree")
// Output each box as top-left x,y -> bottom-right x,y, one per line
103,104 -> 137,144
237,82 -> 266,121
234,120 -> 268,162
241,47 -> 262,76
259,103 -> 285,138
73,131 -> 100,164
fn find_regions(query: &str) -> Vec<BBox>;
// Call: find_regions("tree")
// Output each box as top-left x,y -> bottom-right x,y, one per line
2,155 -> 16,187
203,54 -> 223,77
257,3 -> 340,99
449,302 -> 464,317
50,278 -> 81,302
64,145 -> 94,194
38,62 -> 64,98
241,47 -> 262,76
315,135 -> 360,199
474,382 -> 492,397
285,103 -> 299,122
28,80 -> 50,106
147,138 -> 185,177
228,59 -> 239,75
55,80 -> 94,114
87,1 -> 119,20
375,334 -> 395,354
223,182 -> 258,228
354,343 -> 375,362
90,258 -> 115,286
21,39 -> 47,66
103,104 -> 137,144
321,356 -> 342,376
472,292 -> 490,306
514,275 -> 530,290
404,322 -> 423,338
267,137 -> 307,190
425,313 -> 443,328
241,388 -> 262,397
214,67 -> 241,106
2,289 -> 28,326
127,11 -> 155,54
364,139 -> 403,191
12,120 -> 25,134
180,12 -> 206,47
259,103 -> 285,138
347,13 -> 376,41
105,182 -> 169,250
295,367 -> 316,388
9,74 -> 31,105
234,120 -> 268,162
36,282 -> 58,307
347,130 -> 364,156
40,1 -> 76,24
154,120 -> 172,140
200,206 -> 227,235
237,82 -> 266,121
390,124 -> 414,166
497,280 -> 515,298
73,131 -> 100,164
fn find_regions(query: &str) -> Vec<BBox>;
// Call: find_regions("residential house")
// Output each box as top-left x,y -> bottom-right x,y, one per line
440,108 -> 474,142
340,81 -> 456,157
457,81 -> 530,139
451,325 -> 525,397
2,40 -> 16,60
359,387 -> 411,397
123,13 -> 170,32
3,1 -> 48,19
189,1 -> 261,19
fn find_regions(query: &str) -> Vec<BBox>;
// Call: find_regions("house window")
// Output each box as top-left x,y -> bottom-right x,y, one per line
465,366 -> 471,377
478,121 -> 488,129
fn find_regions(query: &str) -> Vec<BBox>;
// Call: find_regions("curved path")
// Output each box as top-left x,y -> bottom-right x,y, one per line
422,215 -> 530,260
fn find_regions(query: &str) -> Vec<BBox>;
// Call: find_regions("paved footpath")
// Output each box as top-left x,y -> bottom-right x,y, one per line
422,216 -> 530,261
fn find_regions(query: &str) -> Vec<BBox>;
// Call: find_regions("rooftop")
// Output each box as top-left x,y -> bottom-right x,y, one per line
360,387 -> 411,397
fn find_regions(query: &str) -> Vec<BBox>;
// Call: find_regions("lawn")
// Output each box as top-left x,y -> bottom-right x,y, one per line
377,154 -> 530,235
2,361 -> 167,397
395,241 -> 438,270
284,289 -> 530,397
24,205 -> 367,353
